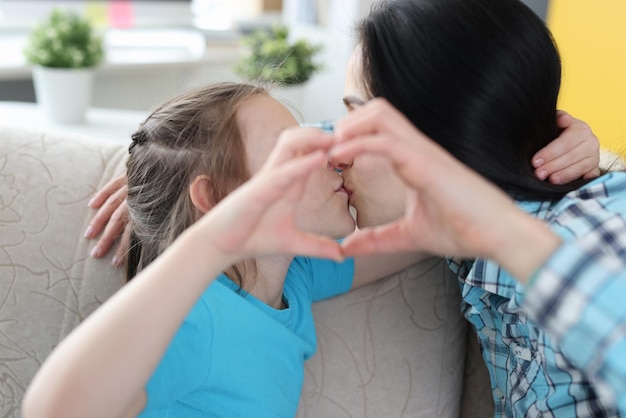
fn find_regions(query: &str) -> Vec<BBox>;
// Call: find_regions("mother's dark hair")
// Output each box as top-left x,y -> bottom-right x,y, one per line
357,0 -> 591,200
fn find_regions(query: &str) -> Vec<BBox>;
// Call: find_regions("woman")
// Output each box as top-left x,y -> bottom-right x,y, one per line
330,97 -> 626,414
331,0 -> 623,415
22,82 -> 416,417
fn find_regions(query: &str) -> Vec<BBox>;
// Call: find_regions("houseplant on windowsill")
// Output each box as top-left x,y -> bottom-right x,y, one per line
24,8 -> 104,123
235,25 -> 322,114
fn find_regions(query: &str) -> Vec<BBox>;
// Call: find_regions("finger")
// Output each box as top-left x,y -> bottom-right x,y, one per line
555,110 -> 573,128
288,233 -> 344,261
259,151 -> 326,198
534,114 -> 598,170
533,137 -> 599,180
85,186 -> 129,238
264,127 -> 334,169
208,151 -> 327,255
334,98 -> 408,144
544,156 -> 599,184
91,200 -> 128,258
227,150 -> 327,216
330,132 -> 454,192
533,136 -> 598,182
583,167 -> 602,179
340,221 -> 418,256
532,134 -> 579,169
533,112 -> 581,168
88,174 -> 127,209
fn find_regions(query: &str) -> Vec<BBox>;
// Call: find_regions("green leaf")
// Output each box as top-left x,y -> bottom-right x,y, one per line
23,8 -> 104,69
234,25 -> 323,86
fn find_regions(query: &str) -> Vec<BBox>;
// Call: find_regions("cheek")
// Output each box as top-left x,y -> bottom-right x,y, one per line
350,156 -> 407,227
302,170 -> 325,200
352,155 -> 399,199
296,169 -> 330,216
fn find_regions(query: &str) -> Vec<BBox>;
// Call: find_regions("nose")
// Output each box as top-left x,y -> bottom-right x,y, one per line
326,160 -> 345,174
330,155 -> 353,172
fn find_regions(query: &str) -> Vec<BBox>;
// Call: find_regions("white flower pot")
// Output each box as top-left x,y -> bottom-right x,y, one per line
32,66 -> 94,124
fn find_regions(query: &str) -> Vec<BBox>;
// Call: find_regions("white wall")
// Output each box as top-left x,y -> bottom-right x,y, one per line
282,0 -> 369,122
283,0 -> 547,123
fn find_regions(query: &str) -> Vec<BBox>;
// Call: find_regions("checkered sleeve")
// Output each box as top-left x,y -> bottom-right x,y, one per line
523,236 -> 626,413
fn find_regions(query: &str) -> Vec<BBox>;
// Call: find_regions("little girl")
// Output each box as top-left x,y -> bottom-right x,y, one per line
22,82 -> 415,417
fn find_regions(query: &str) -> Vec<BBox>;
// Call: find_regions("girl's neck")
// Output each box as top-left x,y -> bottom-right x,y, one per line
242,255 -> 294,309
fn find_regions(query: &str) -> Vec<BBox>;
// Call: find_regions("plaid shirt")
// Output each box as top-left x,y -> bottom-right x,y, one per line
449,172 -> 626,417
524,204 -> 626,414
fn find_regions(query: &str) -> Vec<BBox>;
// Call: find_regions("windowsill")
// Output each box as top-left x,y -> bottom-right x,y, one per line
0,1 -> 281,81
0,28 -> 243,81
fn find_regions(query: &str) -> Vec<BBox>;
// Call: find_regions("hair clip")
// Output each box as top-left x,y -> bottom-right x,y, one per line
128,130 -> 148,154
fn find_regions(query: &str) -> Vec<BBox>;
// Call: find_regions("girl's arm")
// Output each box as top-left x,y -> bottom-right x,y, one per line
532,110 -> 600,184
351,252 -> 426,289
22,133 -> 341,418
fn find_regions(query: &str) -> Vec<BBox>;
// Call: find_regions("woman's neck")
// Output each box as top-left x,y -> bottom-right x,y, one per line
242,255 -> 294,309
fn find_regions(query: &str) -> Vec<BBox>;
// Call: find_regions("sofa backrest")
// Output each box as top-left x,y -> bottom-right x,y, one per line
0,126 -> 128,414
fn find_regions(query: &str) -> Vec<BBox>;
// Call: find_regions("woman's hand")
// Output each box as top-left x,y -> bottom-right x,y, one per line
331,99 -> 560,281
532,110 -> 601,184
84,173 -> 129,265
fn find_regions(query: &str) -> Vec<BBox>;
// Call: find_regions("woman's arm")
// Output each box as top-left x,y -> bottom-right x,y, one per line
532,110 -> 601,184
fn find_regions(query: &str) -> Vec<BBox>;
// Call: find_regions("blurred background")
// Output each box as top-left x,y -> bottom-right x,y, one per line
0,0 -> 624,155
0,0 -> 372,123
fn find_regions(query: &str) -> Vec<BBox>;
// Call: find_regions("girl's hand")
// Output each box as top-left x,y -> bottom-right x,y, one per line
195,127 -> 343,263
331,99 -> 559,281
532,110 -> 601,184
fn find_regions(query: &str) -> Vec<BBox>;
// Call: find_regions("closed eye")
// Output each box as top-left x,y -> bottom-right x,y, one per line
342,95 -> 366,112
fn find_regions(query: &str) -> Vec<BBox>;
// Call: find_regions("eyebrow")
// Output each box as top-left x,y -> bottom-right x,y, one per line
342,95 -> 366,107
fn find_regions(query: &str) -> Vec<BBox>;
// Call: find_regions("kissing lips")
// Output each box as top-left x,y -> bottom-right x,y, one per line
335,181 -> 351,196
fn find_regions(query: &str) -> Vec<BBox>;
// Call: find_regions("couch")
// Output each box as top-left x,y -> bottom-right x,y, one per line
0,124 -> 493,417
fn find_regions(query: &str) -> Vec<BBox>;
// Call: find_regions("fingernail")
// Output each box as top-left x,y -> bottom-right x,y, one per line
90,246 -> 100,258
111,255 -> 120,266
87,197 -> 96,207
537,169 -> 547,180
84,225 -> 94,238
533,158 -> 544,167
552,175 -> 562,184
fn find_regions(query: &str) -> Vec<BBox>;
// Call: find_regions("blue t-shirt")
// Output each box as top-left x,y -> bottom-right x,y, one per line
139,256 -> 355,417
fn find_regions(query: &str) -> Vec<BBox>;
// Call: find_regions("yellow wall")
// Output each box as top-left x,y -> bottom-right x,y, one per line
548,0 -> 626,156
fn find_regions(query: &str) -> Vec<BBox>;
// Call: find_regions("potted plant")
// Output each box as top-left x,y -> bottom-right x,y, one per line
235,25 -> 322,111
24,8 -> 105,123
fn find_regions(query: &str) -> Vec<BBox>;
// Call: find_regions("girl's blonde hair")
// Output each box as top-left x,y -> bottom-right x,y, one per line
126,82 -> 268,285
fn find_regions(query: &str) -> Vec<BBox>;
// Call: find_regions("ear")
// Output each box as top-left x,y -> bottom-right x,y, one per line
189,175 -> 214,214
